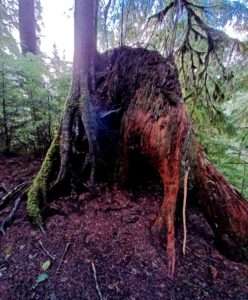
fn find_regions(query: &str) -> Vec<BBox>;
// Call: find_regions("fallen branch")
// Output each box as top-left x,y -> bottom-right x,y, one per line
0,196 -> 22,235
56,242 -> 71,274
38,240 -> 56,261
91,261 -> 104,300
182,166 -> 190,255
0,181 -> 29,210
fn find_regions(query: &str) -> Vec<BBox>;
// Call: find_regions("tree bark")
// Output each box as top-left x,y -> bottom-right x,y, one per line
18,0 -> 37,55
56,0 -> 98,185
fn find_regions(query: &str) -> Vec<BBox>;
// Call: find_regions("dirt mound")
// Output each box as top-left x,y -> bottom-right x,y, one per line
0,155 -> 248,299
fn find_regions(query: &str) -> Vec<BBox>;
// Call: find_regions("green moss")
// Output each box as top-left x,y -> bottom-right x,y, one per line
27,135 -> 60,224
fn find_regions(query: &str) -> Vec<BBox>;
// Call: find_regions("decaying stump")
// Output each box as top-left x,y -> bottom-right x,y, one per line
98,48 -> 191,276
26,46 -> 248,277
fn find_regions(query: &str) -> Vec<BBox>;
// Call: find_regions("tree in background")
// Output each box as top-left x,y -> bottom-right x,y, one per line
0,0 -> 70,153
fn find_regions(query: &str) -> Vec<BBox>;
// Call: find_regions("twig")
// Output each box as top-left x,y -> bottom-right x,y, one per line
38,224 -> 46,235
148,2 -> 174,23
91,261 -> 104,300
0,196 -> 22,235
182,166 -> 190,255
56,242 -> 71,274
38,240 -> 56,261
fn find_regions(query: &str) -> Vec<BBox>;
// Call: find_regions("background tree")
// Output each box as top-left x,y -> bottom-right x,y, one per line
0,0 -> 70,153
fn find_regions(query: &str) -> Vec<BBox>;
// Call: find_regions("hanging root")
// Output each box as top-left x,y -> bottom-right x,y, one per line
182,166 -> 190,256
79,94 -> 99,186
27,135 -> 60,225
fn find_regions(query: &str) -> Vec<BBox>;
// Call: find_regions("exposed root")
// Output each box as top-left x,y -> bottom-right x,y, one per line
182,166 -> 190,256
27,135 -> 60,224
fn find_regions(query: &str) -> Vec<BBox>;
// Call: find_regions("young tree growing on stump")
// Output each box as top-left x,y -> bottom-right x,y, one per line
18,0 -> 38,54
25,0 -> 248,278
27,0 -> 99,224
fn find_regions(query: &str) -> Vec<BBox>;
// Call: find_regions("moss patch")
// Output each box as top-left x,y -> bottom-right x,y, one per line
27,135 -> 60,224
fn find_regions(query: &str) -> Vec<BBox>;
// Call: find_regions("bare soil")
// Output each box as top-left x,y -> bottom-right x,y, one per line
0,155 -> 248,300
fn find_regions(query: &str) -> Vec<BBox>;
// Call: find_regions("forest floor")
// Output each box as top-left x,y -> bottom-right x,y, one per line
0,155 -> 248,300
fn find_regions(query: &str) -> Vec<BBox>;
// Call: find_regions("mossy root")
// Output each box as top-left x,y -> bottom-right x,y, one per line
27,135 -> 60,224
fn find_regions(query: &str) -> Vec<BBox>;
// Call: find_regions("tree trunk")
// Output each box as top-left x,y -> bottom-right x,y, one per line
27,45 -> 248,276
57,0 -> 98,185
18,0 -> 37,55
27,0 -> 99,223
